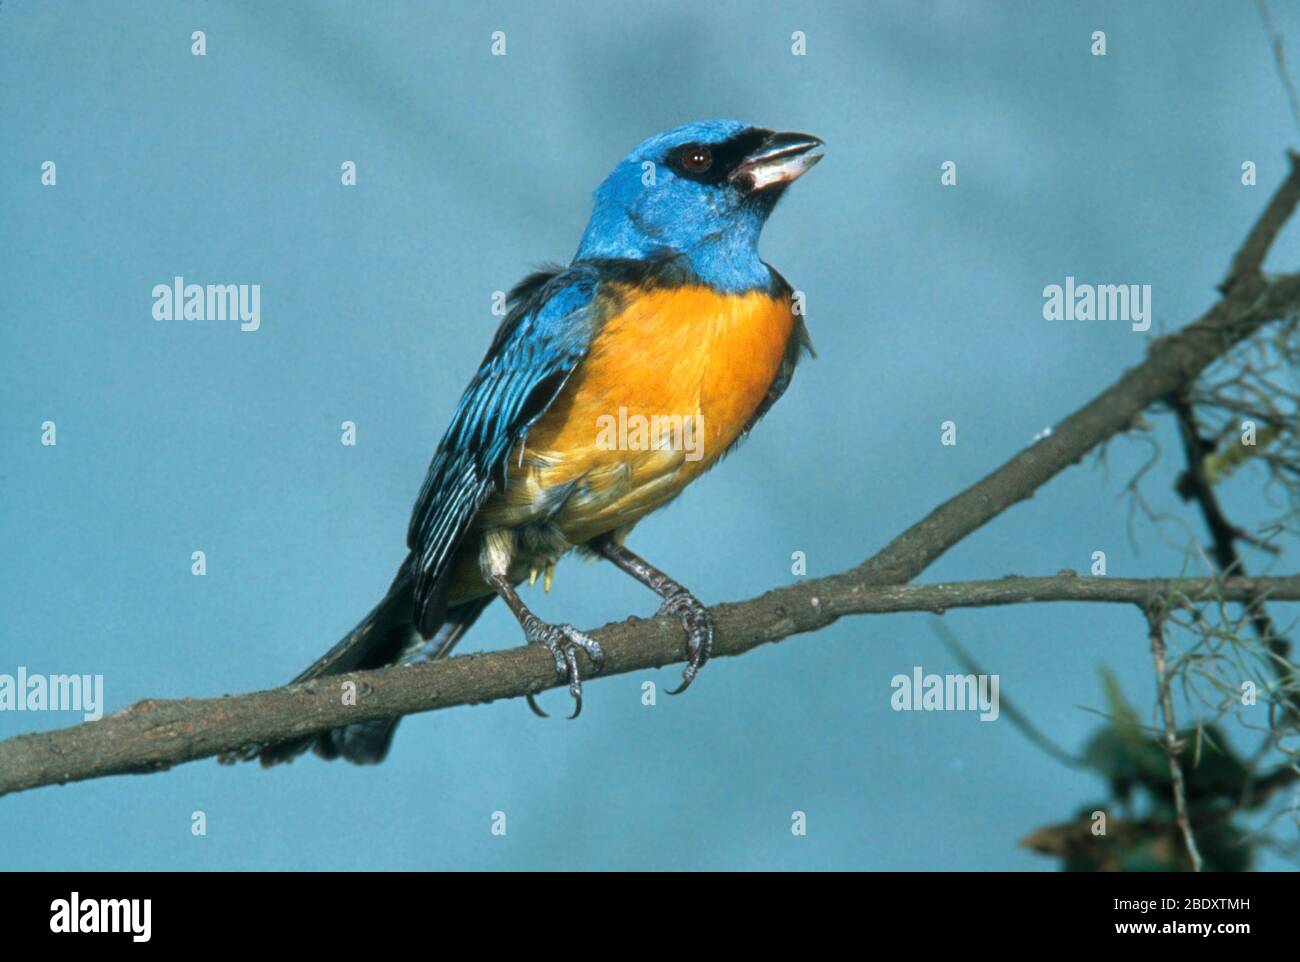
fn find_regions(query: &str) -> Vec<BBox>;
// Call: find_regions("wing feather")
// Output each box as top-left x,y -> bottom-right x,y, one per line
405,266 -> 603,634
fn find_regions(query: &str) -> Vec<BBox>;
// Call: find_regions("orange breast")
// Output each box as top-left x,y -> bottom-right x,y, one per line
478,282 -> 795,543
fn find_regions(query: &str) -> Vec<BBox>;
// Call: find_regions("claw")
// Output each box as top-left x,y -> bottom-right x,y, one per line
666,666 -> 697,696
658,590 -> 714,695
520,617 -> 603,719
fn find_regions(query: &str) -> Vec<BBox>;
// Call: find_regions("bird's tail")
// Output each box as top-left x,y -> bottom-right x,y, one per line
220,559 -> 490,767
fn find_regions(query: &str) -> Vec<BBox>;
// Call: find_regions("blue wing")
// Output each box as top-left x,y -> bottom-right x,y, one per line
406,265 -> 604,634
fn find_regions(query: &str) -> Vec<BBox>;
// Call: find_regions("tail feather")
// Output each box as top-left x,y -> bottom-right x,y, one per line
309,594 -> 493,765
220,559 -> 490,767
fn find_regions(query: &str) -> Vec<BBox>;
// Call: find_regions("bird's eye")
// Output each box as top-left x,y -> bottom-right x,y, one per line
680,145 -> 712,173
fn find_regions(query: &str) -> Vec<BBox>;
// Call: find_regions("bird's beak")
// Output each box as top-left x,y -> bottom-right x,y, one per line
729,131 -> 824,191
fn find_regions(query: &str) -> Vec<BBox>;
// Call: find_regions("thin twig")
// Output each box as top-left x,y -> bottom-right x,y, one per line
1146,605 -> 1204,872
1257,0 -> 1300,139
928,616 -> 1083,769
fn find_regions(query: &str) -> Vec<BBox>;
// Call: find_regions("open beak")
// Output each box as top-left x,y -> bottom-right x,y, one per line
729,131 -> 824,191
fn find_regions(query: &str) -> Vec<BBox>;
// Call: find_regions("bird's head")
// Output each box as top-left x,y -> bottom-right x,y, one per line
575,120 -> 823,290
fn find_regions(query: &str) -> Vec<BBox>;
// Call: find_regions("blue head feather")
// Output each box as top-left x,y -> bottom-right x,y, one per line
575,120 -> 782,292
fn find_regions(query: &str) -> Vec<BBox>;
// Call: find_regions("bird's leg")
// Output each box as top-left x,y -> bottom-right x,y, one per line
594,535 -> 714,694
480,533 -> 602,719
486,574 -> 605,718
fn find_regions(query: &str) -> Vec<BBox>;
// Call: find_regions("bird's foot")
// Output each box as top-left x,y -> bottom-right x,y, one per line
522,616 -> 604,719
658,589 -> 714,695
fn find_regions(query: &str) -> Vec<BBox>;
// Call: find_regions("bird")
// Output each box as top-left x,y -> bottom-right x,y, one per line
225,119 -> 823,766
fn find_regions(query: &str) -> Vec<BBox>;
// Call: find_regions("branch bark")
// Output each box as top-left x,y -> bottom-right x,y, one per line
3,572 -> 1299,798
1146,605 -> 1203,873
3,153 -> 1300,799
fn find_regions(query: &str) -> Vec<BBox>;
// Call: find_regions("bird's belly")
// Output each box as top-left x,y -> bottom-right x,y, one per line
479,283 -> 795,546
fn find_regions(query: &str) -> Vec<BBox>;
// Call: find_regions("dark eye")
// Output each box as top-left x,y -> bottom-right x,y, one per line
680,145 -> 712,173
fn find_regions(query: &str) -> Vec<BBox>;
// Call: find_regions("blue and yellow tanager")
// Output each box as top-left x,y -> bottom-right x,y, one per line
236,120 -> 823,765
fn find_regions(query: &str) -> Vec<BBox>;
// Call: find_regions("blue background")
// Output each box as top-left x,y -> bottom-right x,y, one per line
3,0 -> 1299,870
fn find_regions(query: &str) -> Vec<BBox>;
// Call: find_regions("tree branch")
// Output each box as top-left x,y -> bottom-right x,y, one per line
1170,391 -> 1299,717
3,153 -> 1300,799
2,573 -> 1299,797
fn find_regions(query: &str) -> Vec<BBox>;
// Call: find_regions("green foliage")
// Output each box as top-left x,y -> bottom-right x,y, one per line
1082,668 -> 1251,806
1026,669 -> 1285,872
